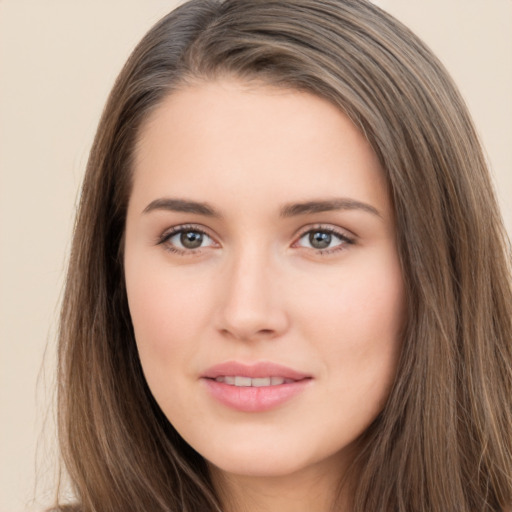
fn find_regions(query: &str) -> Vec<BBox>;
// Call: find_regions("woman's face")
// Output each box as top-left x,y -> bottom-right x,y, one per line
124,79 -> 405,481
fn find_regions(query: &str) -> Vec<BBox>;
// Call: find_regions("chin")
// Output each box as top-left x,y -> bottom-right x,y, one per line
182,429 -> 304,477
208,452 -> 313,479
192,429 -> 348,481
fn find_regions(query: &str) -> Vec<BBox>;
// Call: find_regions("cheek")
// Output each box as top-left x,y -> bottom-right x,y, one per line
295,252 -> 405,390
300,253 -> 403,330
125,265 -> 219,430
125,261 -> 215,374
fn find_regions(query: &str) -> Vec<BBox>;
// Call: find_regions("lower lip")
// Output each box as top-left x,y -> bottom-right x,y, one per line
202,378 -> 312,412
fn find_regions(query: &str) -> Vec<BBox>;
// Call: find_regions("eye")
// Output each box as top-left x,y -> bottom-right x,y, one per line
295,227 -> 354,253
159,226 -> 217,253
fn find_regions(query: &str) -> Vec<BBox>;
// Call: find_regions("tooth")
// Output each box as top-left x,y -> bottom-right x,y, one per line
252,377 -> 271,387
235,376 -> 252,387
218,376 -> 290,387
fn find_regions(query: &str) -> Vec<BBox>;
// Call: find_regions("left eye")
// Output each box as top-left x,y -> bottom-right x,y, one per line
164,229 -> 215,250
296,229 -> 350,250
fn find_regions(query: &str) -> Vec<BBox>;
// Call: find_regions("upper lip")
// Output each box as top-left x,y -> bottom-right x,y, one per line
201,361 -> 311,381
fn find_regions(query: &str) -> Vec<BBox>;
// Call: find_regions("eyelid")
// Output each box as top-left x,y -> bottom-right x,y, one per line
156,222 -> 355,256
292,224 -> 355,253
157,223 -> 220,253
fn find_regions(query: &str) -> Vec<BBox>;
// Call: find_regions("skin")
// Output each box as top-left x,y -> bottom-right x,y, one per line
124,78 -> 405,512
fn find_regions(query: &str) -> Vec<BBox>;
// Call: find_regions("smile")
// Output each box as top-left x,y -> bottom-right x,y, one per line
213,376 -> 295,387
201,361 -> 312,412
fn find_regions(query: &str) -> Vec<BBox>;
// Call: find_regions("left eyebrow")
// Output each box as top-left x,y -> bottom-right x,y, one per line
279,198 -> 381,218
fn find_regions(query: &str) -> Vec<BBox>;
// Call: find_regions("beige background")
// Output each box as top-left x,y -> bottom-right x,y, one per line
1,1 -> 511,511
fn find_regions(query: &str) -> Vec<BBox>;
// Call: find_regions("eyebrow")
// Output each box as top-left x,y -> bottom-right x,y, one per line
143,198 -> 221,217
142,196 -> 381,218
280,198 -> 381,218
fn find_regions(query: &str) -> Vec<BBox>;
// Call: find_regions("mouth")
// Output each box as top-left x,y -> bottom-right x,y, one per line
201,361 -> 312,412
211,376 -> 296,387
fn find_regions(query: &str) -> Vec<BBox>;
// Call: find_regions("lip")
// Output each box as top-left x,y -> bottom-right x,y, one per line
202,361 -> 310,380
201,361 -> 313,412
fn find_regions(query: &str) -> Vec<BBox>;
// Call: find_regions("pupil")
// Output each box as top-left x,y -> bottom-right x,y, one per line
181,231 -> 203,249
309,231 -> 331,249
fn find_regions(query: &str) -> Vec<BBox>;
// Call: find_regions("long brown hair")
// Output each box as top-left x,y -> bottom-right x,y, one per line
55,1 -> 512,510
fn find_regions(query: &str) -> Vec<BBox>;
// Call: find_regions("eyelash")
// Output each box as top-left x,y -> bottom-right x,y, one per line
157,224 -> 355,256
157,224 -> 214,255
294,225 -> 355,255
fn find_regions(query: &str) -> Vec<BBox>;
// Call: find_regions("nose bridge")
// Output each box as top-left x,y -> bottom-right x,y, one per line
217,241 -> 287,340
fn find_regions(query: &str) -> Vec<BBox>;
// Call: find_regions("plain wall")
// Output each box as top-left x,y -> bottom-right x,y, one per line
0,1 -> 511,510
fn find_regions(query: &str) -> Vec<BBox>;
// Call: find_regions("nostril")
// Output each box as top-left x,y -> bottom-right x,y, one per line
219,327 -> 277,341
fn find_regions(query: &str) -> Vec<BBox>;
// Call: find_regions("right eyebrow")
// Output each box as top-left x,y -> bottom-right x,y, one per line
142,198 -> 222,217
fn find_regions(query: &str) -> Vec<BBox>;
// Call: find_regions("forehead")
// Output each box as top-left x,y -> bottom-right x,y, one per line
131,78 -> 391,219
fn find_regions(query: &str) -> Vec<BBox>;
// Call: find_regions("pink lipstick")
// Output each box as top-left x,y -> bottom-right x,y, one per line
201,361 -> 312,412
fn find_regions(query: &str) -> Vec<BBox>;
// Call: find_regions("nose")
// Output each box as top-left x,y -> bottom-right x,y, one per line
215,246 -> 289,342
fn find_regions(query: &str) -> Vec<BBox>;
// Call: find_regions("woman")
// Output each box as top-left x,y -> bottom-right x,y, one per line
54,0 -> 512,511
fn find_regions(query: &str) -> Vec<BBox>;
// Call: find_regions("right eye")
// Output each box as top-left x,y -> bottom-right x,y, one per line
159,226 -> 217,253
